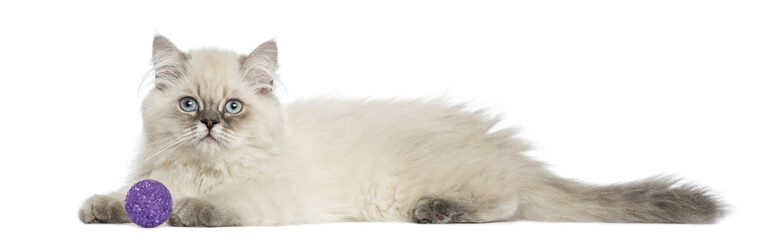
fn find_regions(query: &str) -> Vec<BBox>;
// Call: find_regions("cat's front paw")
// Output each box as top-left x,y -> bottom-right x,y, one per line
79,194 -> 131,224
169,198 -> 237,227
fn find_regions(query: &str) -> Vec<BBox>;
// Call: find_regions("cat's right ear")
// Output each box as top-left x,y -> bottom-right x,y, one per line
152,35 -> 186,91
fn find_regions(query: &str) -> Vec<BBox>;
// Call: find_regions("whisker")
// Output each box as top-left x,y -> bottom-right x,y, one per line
214,129 -> 239,145
142,136 -> 189,162
143,130 -> 195,148
141,129 -> 198,162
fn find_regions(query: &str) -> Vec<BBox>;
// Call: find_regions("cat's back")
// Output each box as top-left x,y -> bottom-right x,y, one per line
284,98 -> 500,138
283,97 -> 521,164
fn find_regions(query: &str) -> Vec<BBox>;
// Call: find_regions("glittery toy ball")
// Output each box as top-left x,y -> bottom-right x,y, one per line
124,179 -> 173,228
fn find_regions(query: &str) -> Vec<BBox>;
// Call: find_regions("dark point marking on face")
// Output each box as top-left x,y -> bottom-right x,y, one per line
222,101 -> 250,131
197,100 -> 223,125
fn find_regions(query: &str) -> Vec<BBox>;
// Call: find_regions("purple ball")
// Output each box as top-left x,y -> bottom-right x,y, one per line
124,179 -> 173,228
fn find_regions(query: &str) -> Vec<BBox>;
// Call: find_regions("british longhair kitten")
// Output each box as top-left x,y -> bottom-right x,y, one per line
79,36 -> 724,226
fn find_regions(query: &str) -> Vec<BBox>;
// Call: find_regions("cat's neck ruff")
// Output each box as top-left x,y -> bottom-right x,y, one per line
133,138 -> 288,198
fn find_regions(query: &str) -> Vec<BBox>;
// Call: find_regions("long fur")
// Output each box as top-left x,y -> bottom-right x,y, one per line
79,36 -> 725,226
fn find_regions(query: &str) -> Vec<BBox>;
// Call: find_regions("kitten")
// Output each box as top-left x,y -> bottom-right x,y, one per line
79,36 -> 725,226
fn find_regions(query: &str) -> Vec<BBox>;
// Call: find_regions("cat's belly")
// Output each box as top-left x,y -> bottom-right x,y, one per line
303,168 -> 414,222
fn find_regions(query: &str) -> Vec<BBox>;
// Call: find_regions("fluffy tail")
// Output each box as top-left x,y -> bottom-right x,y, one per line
517,176 -> 725,223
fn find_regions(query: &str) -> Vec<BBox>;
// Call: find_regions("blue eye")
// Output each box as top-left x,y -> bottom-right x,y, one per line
225,99 -> 243,114
180,97 -> 198,112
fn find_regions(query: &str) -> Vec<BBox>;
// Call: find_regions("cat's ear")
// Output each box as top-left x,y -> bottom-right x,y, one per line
152,35 -> 186,91
242,40 -> 278,95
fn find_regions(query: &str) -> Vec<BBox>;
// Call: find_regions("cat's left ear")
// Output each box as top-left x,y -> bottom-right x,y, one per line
242,40 -> 278,95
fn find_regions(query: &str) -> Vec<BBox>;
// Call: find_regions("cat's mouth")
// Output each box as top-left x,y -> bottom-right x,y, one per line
201,134 -> 218,143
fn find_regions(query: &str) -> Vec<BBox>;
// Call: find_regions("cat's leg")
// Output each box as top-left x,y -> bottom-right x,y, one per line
169,179 -> 308,227
79,192 -> 130,224
411,195 -> 518,224
168,197 -> 238,227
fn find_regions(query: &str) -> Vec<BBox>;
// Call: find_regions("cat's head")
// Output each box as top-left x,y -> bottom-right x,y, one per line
141,36 -> 284,157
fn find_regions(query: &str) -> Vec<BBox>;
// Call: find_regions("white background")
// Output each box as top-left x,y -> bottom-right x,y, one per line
0,0 -> 756,239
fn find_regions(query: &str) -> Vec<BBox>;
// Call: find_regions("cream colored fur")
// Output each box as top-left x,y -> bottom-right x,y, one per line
79,36 -> 723,226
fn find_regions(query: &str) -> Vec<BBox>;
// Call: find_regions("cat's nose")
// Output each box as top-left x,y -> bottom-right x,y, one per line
200,118 -> 220,129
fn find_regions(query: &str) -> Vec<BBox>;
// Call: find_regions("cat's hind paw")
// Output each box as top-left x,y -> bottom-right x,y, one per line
412,198 -> 463,224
